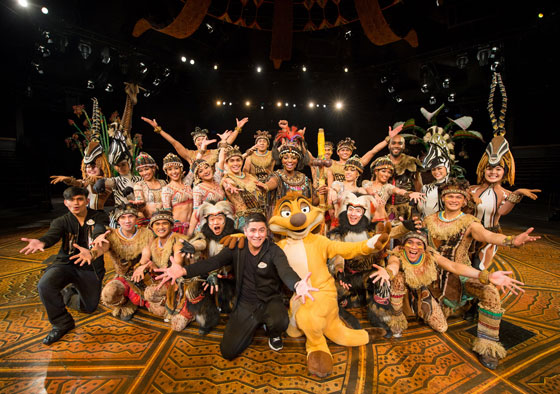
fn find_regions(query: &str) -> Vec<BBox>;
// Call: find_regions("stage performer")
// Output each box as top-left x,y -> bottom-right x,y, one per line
243,130 -> 275,182
154,213 -> 317,360
71,204 -> 154,321
370,230 -> 524,369
423,178 -> 539,368
19,187 -> 109,344
133,152 -> 167,221
327,155 -> 366,218
141,116 -> 247,167
161,153 -> 194,234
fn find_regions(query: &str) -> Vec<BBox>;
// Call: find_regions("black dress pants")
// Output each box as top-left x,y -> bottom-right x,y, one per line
37,263 -> 104,329
220,298 -> 289,360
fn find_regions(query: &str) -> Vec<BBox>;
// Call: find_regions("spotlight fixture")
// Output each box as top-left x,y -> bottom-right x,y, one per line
260,105 -> 264,110
344,29 -> 352,40
17,0 -> 28,8
490,60 -> 501,72
189,59 -> 195,65
216,100 -> 222,106
101,47 -> 111,64
302,65 -> 307,72
442,78 -> 450,89
245,100 -> 251,106
323,104 -> 326,108
87,80 -> 95,89
276,101 -> 282,107
139,62 -> 148,74
476,47 -> 490,66
205,22 -> 214,34
448,92 -> 456,103
257,66 -> 262,73
78,42 -> 92,60
316,104 -> 320,108
229,102 -> 232,106
222,101 -> 226,105
41,7 -> 48,15
293,104 -> 296,108
387,86 -> 395,94
489,46 -> 500,60
335,101 -> 343,110
420,83 -> 429,94
538,12 -> 544,18
153,78 -> 161,86
105,83 -> 113,93
31,62 -> 44,74
42,30 -> 53,44
429,96 -> 437,105
143,90 -> 151,98
380,76 -> 388,84
344,67 -> 349,73
456,53 -> 468,69
181,56 -> 187,63
394,95 -> 403,103
163,68 -> 171,78
213,64 -> 218,70
308,102 -> 314,108
37,45 -> 50,57
285,102 -> 289,107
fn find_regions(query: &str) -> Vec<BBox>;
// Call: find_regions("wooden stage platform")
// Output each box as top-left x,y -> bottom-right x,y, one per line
0,226 -> 558,393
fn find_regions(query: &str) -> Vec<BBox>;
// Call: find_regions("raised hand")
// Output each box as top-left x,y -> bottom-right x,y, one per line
69,243 -> 93,266
203,272 -> 219,294
388,124 -> 404,138
132,261 -> 153,282
278,119 -> 289,130
408,192 -> 426,203
140,117 -> 158,128
200,138 -> 217,150
236,117 -> 249,129
514,189 -> 541,200
217,130 -> 233,142
154,259 -> 186,290
513,228 -> 541,247
489,271 -> 525,295
19,238 -> 45,255
294,272 -> 319,304
50,175 -> 71,185
369,264 -> 390,287
92,230 -> 111,249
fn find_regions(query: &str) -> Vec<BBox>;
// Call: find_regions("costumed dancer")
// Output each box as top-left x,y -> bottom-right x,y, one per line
370,230 -> 524,370
243,130 -> 275,182
161,153 -> 194,234
469,73 -> 540,270
19,187 -> 109,344
187,200 -> 239,313
141,116 -> 247,167
72,204 -> 154,321
133,152 -> 167,222
423,178 -> 539,368
51,98 -> 112,210
328,155 -> 366,219
363,157 -> 424,222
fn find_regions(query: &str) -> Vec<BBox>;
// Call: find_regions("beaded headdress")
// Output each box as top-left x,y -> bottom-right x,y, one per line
149,209 -> 174,228
254,130 -> 271,144
191,127 -> 209,143
344,155 -> 363,174
439,178 -> 470,199
114,204 -> 139,221
337,137 -> 356,152
278,141 -> 303,159
162,153 -> 183,171
224,145 -> 243,161
135,152 -> 158,170
370,156 -> 395,173
402,229 -> 429,247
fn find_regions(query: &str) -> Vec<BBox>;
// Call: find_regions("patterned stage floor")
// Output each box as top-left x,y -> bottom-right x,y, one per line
0,227 -> 558,394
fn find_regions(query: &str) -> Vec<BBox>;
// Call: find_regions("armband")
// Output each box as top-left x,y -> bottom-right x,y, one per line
154,126 -> 162,134
478,269 -> 490,285
506,193 -> 523,204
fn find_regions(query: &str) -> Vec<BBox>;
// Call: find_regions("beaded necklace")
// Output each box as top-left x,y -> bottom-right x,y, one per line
438,211 -> 464,223
404,251 -> 424,266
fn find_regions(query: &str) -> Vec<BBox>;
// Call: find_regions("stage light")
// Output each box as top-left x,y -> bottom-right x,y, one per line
344,67 -> 348,73
229,102 -> 232,106
316,104 -> 319,108
302,66 -> 307,72
41,7 -> 48,14
293,104 -> 296,108
456,53 -> 468,69
105,83 -> 113,93
205,22 -> 214,34
448,92 -> 456,103
421,83 -> 429,93
380,76 -> 387,84
213,64 -> 218,70
260,105 -> 264,110
285,102 -> 289,107
32,62 -> 43,74
216,100 -> 222,106
394,95 -> 403,103
429,96 -> 437,105
308,102 -> 314,108
101,47 -> 111,64
344,29 -> 352,40
323,104 -> 326,108
245,100 -> 251,106
190,59 -> 195,65
442,78 -> 450,89
153,78 -> 161,86
139,62 -> 148,74
477,47 -> 490,66
87,80 -> 95,89
78,42 -> 92,60
163,68 -> 171,78
335,102 -> 343,110
17,0 -> 28,8
490,60 -> 501,72
276,101 -> 282,107
222,101 -> 226,105
257,66 -> 262,73
538,12 -> 544,18
38,45 -> 50,57
143,91 -> 151,97
387,86 -> 395,94
181,56 -> 187,63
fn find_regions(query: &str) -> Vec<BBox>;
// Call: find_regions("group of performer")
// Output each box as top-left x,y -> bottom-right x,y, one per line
19,72 -> 541,377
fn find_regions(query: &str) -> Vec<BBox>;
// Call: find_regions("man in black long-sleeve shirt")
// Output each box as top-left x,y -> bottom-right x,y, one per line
155,212 -> 317,360
20,187 -> 109,345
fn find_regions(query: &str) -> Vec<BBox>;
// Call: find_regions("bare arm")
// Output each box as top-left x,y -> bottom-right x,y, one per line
469,222 -> 540,247
243,154 -> 252,173
360,139 -> 387,166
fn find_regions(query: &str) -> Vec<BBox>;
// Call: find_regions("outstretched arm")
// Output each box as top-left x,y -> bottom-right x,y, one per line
360,124 -> 403,166
470,222 -> 540,247
141,117 -> 191,162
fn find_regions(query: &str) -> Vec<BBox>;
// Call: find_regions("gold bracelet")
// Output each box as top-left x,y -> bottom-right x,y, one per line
154,126 -> 162,134
234,126 -> 242,133
503,235 -> 516,247
506,193 -> 523,204
218,141 -> 230,149
478,269 -> 490,285
385,136 -> 391,143
387,268 -> 395,281
90,249 -> 98,260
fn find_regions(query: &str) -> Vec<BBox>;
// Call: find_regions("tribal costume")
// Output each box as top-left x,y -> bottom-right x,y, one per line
385,154 -> 422,220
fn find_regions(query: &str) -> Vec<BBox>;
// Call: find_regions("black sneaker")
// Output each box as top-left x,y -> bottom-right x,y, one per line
268,336 -> 283,351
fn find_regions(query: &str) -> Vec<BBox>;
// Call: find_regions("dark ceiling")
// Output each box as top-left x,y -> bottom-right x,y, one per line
1,0 -> 558,177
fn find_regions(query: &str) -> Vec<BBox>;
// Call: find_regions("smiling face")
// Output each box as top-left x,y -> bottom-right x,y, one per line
337,147 -> 352,160
344,167 -> 359,182
375,168 -> 393,183
227,156 -> 243,174
442,192 -> 466,213
255,138 -> 269,152
197,163 -> 213,181
194,135 -> 208,150
431,165 -> 448,181
324,146 -> 333,160
152,220 -> 172,239
165,165 -> 183,182
389,136 -> 405,158
63,195 -> 88,216
268,193 -> 324,239
207,214 -> 226,236
85,163 -> 101,177
346,205 -> 365,226
138,166 -> 155,181
115,160 -> 131,176
244,221 -> 268,251
484,165 -> 505,184
404,238 -> 425,262
281,153 -> 299,172
118,213 -> 137,233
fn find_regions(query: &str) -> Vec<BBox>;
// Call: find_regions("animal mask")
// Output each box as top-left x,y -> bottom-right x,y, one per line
268,192 -> 324,240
